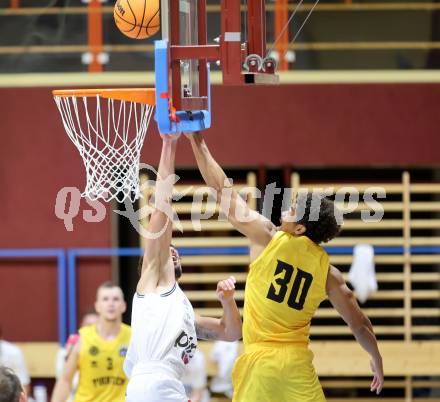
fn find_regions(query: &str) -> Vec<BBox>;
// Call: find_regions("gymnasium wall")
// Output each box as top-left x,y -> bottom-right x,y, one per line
0,82 -> 439,341
0,87 -> 113,341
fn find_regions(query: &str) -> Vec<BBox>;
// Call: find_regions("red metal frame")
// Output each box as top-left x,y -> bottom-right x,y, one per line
170,0 -> 182,110
88,0 -> 103,73
82,0 -> 274,85
220,0 -> 243,84
275,0 -> 289,71
247,0 -> 266,57
198,0 -> 209,97
166,0 -> 276,109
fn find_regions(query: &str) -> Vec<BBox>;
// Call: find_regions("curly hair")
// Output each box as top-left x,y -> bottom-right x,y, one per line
295,193 -> 342,244
0,366 -> 22,402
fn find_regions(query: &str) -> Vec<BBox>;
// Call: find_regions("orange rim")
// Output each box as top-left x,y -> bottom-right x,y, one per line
52,88 -> 156,105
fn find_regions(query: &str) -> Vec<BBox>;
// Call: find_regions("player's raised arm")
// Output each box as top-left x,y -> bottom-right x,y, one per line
138,134 -> 179,293
186,132 -> 274,248
51,341 -> 80,402
195,276 -> 242,341
326,265 -> 384,394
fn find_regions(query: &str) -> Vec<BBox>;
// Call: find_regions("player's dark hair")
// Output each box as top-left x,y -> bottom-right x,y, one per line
170,244 -> 182,280
137,256 -> 143,277
0,366 -> 22,402
295,193 -> 342,244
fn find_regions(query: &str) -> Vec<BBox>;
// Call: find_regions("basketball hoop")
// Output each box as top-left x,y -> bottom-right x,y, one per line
53,88 -> 155,203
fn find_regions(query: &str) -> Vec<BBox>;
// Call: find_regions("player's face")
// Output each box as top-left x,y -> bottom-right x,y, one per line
280,206 -> 306,235
280,206 -> 296,228
95,287 -> 126,322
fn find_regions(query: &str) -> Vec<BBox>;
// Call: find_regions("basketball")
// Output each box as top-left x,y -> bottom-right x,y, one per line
114,0 -> 160,40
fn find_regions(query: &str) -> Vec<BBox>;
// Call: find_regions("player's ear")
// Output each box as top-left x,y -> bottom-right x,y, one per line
19,391 -> 27,402
122,301 -> 127,314
294,223 -> 306,236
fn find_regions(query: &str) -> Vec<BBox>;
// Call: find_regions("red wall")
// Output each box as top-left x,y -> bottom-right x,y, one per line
171,83 -> 439,167
0,83 -> 439,340
0,88 -> 112,341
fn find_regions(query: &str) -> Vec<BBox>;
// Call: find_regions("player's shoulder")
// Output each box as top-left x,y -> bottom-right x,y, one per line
0,340 -> 22,356
325,265 -> 345,294
120,323 -> 131,335
78,324 -> 96,338
328,265 -> 343,281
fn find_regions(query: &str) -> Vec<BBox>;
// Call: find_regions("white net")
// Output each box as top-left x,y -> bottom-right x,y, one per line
54,95 -> 154,202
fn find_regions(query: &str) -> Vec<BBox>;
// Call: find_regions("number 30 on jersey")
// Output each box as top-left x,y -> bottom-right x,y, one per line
266,260 -> 313,310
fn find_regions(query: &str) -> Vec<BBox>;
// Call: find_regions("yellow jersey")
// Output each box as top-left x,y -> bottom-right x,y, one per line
74,323 -> 131,402
243,231 -> 329,346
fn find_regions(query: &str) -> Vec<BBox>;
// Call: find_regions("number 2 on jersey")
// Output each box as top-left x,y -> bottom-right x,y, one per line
266,260 -> 313,310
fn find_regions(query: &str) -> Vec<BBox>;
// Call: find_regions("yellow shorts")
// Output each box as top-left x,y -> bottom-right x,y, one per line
232,343 -> 325,402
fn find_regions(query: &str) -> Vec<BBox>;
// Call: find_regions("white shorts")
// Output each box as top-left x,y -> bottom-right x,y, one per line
126,373 -> 188,402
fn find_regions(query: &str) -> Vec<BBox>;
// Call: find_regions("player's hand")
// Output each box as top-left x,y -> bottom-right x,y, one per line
370,355 -> 384,394
216,276 -> 236,303
160,132 -> 181,142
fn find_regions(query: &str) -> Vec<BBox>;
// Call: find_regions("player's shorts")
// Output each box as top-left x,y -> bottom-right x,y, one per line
126,373 -> 188,402
232,342 -> 326,402
126,363 -> 188,402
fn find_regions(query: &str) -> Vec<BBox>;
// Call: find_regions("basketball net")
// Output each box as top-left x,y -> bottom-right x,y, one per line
54,95 -> 154,202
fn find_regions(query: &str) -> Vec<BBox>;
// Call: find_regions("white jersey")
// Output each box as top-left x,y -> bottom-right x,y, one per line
124,282 -> 197,400
0,340 -> 30,387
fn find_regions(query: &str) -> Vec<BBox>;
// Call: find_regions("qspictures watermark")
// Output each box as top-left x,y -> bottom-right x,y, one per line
54,166 -> 386,237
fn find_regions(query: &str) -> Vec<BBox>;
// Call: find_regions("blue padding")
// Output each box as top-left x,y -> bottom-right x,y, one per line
0,248 -> 63,257
154,40 -> 172,134
411,246 -> 440,254
325,246 -> 440,255
70,248 -> 143,257
67,250 -> 77,335
154,40 -> 211,134
57,252 -> 67,346
324,246 -> 406,255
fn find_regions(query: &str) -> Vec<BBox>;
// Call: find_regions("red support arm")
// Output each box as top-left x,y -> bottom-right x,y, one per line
275,0 -> 289,70
221,0 -> 243,84
170,0 -> 182,110
247,0 -> 266,57
88,0 -> 103,73
198,0 -> 208,97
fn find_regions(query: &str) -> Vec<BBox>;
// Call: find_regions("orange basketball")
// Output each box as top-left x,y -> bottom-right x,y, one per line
114,0 -> 160,40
